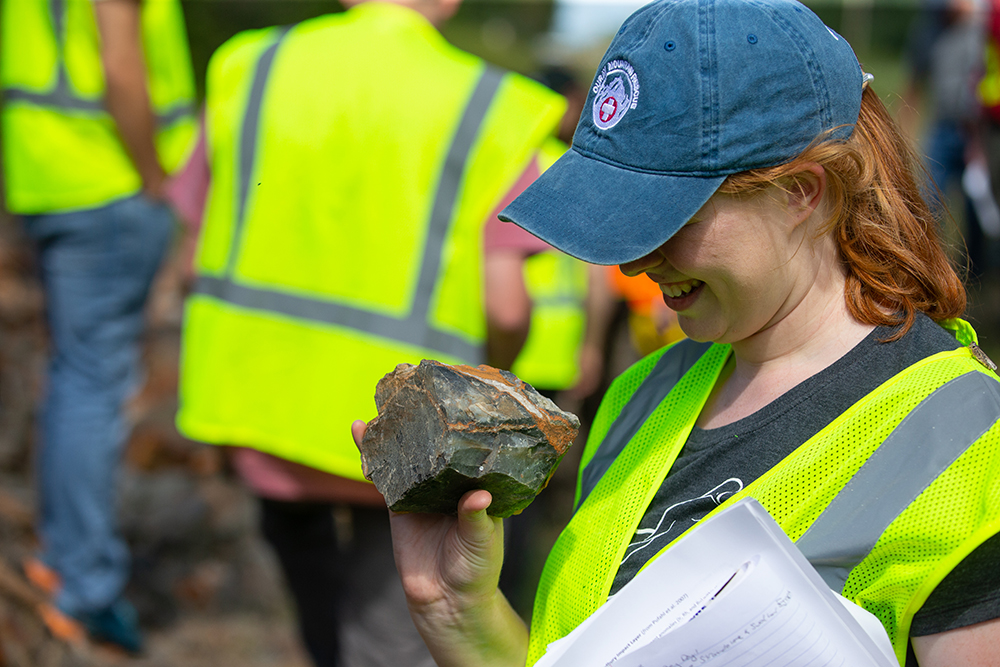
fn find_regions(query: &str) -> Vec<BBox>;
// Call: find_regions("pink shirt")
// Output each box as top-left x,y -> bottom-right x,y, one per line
482,157 -> 551,254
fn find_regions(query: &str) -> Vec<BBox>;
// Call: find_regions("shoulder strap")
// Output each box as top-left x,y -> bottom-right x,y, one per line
529,342 -> 729,664
577,338 -> 713,506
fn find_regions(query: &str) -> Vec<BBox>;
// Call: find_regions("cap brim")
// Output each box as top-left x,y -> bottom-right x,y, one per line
499,148 -> 727,265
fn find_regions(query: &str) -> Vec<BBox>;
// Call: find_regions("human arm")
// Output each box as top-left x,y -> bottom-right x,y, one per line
93,0 -> 167,199
351,421 -> 529,667
482,156 -> 549,370
909,530 -> 1000,666
911,617 -> 1000,666
163,121 -> 209,287
485,249 -> 531,370
568,263 -> 616,400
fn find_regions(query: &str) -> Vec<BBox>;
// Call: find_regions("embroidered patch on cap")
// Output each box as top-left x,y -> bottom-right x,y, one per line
592,59 -> 640,130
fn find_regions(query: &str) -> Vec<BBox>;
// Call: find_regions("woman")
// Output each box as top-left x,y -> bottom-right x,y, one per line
352,1 -> 1000,665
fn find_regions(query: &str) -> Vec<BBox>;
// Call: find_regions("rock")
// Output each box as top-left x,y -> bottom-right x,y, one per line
359,360 -> 580,517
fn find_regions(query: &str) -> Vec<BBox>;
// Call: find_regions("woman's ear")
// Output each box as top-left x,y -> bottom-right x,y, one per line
786,163 -> 827,226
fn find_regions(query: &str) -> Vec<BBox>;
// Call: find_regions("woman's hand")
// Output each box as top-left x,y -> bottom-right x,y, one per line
351,420 -> 529,667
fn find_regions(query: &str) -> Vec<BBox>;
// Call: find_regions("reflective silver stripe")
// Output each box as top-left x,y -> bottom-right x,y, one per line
3,0 -> 82,110
3,87 -> 193,126
3,0 -> 194,126
200,61 -> 505,365
154,103 -> 196,127
194,275 -> 482,363
51,0 -> 64,52
577,339 -> 714,507
532,294 -> 583,308
797,370 -> 1000,591
410,65 -> 505,319
3,87 -> 103,112
225,26 -> 292,275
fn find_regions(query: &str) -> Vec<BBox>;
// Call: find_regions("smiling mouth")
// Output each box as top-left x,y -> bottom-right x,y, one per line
661,279 -> 703,298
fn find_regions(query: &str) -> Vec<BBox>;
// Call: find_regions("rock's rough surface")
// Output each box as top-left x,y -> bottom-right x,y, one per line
359,360 -> 580,517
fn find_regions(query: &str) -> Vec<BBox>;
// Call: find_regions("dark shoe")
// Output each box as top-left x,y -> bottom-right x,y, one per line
78,598 -> 144,654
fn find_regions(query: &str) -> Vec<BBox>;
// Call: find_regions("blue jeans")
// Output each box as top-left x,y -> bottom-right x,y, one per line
925,119 -> 985,274
25,194 -> 172,616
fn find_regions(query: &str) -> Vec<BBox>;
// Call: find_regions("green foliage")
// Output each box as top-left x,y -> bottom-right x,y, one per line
805,2 -> 921,112
180,0 -> 555,100
178,0 -> 923,113
443,0 -> 555,75
181,0 -> 346,100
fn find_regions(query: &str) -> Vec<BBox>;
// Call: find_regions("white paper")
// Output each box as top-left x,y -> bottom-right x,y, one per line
534,499 -> 896,667
833,593 -> 898,665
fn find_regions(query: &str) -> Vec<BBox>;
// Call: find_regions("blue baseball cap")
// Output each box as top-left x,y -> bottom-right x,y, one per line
500,0 -> 864,265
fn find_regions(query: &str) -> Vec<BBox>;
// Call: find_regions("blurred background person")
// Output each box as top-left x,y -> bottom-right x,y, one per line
173,0 -> 564,664
500,65 -> 617,615
902,0 -> 996,278
0,0 -> 197,652
510,65 -> 616,410
606,267 -> 685,359
978,0 -> 1000,238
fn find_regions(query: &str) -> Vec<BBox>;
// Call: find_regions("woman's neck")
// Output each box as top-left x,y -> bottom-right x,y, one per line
697,276 -> 875,430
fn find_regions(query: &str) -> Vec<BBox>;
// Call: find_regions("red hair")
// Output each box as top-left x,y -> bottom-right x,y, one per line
718,87 -> 966,340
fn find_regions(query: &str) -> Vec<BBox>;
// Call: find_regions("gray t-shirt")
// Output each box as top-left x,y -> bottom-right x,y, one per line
606,314 -> 1000,663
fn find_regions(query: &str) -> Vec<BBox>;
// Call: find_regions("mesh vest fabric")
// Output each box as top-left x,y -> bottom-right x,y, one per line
511,249 -> 588,390
0,0 -> 197,213
176,5 -> 565,481
529,341 -> 731,664
528,321 -> 1000,666
690,344 -> 1000,663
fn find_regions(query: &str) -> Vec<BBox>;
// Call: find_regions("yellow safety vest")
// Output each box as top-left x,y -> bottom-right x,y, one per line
529,319 -> 1000,666
512,250 -> 588,391
980,35 -> 1000,114
511,138 -> 589,391
0,0 -> 197,214
177,3 -> 565,480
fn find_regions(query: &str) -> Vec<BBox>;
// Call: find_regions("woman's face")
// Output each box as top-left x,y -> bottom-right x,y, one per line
620,187 -> 821,345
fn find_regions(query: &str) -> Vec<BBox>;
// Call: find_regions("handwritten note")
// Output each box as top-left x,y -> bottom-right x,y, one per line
533,499 -> 897,667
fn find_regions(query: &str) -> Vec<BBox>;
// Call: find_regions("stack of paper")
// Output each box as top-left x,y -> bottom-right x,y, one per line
535,498 -> 897,667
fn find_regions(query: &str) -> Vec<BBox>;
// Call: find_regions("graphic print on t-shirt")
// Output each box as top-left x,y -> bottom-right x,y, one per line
620,478 -> 744,567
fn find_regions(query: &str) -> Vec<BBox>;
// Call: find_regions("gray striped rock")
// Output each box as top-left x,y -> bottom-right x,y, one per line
359,360 -> 579,517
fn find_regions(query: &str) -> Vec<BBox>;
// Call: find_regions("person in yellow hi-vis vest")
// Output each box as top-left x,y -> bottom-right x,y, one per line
980,0 -> 1000,227
1,0 -> 196,653
510,69 -> 617,407
503,136 -> 600,614
174,1 -> 564,665
352,2 -> 1000,666
511,137 -> 605,401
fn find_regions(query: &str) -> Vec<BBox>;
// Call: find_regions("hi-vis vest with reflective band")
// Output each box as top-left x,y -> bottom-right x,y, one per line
176,4 -> 565,480
981,34 -> 1000,121
511,137 -> 588,391
528,319 -> 1000,666
0,0 -> 197,214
